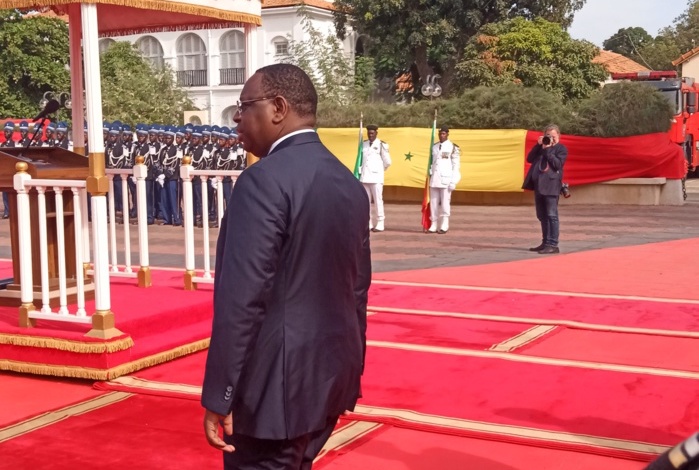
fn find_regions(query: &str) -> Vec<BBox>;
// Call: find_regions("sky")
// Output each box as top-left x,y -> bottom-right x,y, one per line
568,0 -> 689,47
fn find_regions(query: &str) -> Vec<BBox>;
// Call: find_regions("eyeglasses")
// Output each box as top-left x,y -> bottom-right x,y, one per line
235,96 -> 275,115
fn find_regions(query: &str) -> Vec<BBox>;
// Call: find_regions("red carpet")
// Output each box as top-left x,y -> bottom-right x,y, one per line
518,327 -> 699,371
317,426 -> 648,470
369,283 -> 699,333
0,372 -> 103,427
0,392 -> 380,470
373,238 -> 699,300
0,263 -> 214,380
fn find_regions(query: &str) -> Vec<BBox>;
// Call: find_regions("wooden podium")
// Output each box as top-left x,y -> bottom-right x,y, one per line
0,146 -> 95,307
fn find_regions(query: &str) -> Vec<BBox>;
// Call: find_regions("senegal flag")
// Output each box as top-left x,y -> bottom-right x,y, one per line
352,116 -> 363,179
421,116 -> 437,230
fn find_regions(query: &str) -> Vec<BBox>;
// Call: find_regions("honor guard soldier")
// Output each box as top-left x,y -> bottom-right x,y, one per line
148,125 -> 164,220
189,126 -> 210,227
202,125 -> 213,153
157,126 -> 165,144
216,127 -> 237,209
359,124 -> 391,232
1,121 -> 16,219
121,124 -> 137,220
159,126 -> 182,226
17,121 -> 31,147
428,126 -> 461,234
106,121 -> 127,219
103,121 -> 110,146
132,124 -> 155,224
30,122 -> 45,147
229,131 -> 246,170
43,122 -> 57,147
55,122 -> 71,150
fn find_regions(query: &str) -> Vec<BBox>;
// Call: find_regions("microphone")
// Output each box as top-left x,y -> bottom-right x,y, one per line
32,99 -> 60,122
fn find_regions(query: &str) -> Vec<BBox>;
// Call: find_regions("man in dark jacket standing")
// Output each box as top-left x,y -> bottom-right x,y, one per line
525,124 -> 568,254
201,64 -> 371,469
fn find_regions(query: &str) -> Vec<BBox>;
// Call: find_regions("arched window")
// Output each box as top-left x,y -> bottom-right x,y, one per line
99,38 -> 116,55
272,36 -> 289,57
189,115 -> 203,126
136,36 -> 164,68
221,105 -> 239,127
176,33 -> 208,87
219,31 -> 246,85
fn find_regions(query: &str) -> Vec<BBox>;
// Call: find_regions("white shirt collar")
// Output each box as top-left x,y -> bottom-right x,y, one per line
268,128 -> 316,155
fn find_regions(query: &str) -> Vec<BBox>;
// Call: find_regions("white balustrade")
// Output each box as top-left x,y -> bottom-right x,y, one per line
180,160 -> 242,289
14,168 -> 93,325
102,166 -> 150,284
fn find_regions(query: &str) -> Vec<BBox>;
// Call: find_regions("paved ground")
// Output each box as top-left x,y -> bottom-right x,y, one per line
2,182 -> 699,273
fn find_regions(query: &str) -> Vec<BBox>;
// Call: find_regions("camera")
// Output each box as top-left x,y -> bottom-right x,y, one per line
560,182 -> 571,198
542,136 -> 552,145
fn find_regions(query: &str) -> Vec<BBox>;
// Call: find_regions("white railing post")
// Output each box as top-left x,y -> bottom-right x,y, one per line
107,173 -> 118,273
80,188 -> 91,273
14,163 -> 35,327
72,187 -> 86,317
216,176 -> 224,228
121,174 -> 132,273
134,156 -> 151,287
180,156 -> 196,290
53,186 -> 69,316
36,186 -> 51,315
200,176 -> 212,279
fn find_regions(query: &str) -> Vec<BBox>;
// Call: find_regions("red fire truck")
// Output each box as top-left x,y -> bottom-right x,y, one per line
610,71 -> 699,174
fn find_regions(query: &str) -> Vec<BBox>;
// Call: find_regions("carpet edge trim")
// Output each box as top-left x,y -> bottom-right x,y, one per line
0,332 -> 134,353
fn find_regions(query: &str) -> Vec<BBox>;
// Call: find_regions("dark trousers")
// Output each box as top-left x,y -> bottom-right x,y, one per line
127,176 -> 137,218
162,179 -> 181,225
223,180 -> 233,210
154,181 -> 163,219
193,177 -> 202,218
112,175 -> 123,213
145,179 -> 155,224
535,193 -> 560,247
223,416 -> 338,470
2,191 -> 9,217
208,179 -> 217,220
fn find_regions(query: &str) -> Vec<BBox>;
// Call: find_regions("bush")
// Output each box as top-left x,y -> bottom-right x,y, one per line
317,82 -> 674,137
568,82 -> 674,137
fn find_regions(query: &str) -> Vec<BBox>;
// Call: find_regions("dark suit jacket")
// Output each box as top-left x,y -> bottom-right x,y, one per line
524,143 -> 568,196
202,131 -> 371,440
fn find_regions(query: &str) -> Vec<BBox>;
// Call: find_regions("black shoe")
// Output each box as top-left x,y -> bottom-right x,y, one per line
538,245 -> 560,254
529,244 -> 546,252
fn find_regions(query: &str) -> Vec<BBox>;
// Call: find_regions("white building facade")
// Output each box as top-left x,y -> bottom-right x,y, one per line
100,0 -> 356,127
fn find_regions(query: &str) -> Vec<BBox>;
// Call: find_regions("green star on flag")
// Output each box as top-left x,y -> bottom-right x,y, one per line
404,151 -> 413,161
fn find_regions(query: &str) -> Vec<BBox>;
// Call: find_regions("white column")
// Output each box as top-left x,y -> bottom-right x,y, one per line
134,158 -> 151,288
14,168 -> 33,309
69,4 -> 85,154
245,24 -> 259,79
82,2 -> 111,315
53,187 -> 69,315
36,187 -> 51,314
180,159 -> 196,290
201,176 -> 211,279
72,187 -> 86,317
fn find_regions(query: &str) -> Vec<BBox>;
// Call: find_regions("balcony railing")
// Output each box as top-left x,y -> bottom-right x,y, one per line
176,70 -> 208,87
220,68 -> 246,85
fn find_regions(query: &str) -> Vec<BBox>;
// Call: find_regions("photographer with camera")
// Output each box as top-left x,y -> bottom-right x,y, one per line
522,124 -> 568,254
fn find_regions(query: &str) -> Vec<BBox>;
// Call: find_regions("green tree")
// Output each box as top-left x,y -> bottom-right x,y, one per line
100,41 -> 193,126
455,17 -> 607,102
333,0 -> 586,93
602,27 -> 653,58
280,13 -> 375,105
635,35 -> 681,71
0,10 -> 70,119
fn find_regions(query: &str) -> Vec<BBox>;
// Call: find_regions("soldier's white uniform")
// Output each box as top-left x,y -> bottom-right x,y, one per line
359,136 -> 391,231
429,138 -> 461,233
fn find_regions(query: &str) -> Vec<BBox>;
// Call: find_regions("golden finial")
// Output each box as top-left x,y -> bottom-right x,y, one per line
135,156 -> 145,165
182,156 -> 192,165
15,162 -> 28,173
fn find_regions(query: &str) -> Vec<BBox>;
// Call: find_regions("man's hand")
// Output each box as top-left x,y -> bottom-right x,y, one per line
447,183 -> 456,191
203,409 -> 235,453
537,135 -> 544,145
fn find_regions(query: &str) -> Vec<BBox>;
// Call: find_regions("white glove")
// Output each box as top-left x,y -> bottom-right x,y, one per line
211,178 -> 218,189
448,183 -> 456,191
129,176 -> 136,183
157,174 -> 165,187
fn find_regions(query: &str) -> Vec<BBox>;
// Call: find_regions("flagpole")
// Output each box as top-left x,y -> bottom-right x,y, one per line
353,112 -> 364,179
421,110 -> 438,231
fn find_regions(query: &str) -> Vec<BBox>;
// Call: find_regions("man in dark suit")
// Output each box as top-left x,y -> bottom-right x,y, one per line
524,124 -> 568,254
201,63 -> 371,469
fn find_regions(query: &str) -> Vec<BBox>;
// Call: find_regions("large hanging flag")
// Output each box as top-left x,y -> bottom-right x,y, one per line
421,112 -> 437,230
352,113 -> 364,179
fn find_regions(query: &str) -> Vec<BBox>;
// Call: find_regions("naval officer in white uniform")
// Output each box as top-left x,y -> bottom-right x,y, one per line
359,124 -> 391,232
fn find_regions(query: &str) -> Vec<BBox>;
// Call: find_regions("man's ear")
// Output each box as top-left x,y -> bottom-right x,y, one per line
270,96 -> 289,125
